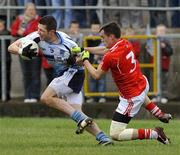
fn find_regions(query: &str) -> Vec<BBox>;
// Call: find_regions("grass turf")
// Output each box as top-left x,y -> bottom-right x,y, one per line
0,118 -> 179,155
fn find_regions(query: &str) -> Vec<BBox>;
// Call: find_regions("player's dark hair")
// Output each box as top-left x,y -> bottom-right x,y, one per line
39,15 -> 57,31
99,22 -> 121,38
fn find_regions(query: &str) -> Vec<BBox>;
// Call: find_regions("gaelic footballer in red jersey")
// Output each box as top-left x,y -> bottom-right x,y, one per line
101,39 -> 146,99
77,22 -> 172,145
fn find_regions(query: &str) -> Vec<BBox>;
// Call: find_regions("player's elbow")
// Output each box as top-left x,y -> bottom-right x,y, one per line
92,72 -> 101,80
93,75 -> 101,80
8,44 -> 17,54
8,44 -> 13,53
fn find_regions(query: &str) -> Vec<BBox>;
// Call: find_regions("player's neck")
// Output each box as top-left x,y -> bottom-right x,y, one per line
49,34 -> 59,44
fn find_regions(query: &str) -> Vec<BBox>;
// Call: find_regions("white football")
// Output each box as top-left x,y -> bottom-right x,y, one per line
20,38 -> 39,60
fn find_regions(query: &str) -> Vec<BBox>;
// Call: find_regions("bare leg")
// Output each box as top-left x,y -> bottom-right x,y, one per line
41,87 -> 112,145
41,87 -> 75,116
143,95 -> 152,107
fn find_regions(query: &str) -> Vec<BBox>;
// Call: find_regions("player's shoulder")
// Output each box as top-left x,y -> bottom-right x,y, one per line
57,31 -> 73,42
57,31 -> 77,47
103,50 -> 112,61
18,31 -> 40,44
117,39 -> 131,46
121,39 -> 133,48
114,39 -> 133,54
57,31 -> 70,39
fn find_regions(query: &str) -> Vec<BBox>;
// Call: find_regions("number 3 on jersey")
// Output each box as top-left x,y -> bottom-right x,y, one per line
126,51 -> 136,73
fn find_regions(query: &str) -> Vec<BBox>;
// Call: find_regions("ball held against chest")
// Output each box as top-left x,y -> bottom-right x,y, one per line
20,38 -> 39,60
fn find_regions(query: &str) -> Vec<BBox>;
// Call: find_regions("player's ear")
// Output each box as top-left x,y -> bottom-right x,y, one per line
110,34 -> 115,39
52,29 -> 56,33
49,29 -> 55,35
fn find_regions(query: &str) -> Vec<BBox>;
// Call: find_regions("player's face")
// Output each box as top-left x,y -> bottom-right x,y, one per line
100,30 -> 114,48
38,24 -> 50,41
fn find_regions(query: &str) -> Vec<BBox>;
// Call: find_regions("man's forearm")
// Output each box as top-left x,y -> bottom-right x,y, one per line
84,46 -> 107,55
83,60 -> 101,80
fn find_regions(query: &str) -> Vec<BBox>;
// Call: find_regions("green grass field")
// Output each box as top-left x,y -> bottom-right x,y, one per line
0,118 -> 179,155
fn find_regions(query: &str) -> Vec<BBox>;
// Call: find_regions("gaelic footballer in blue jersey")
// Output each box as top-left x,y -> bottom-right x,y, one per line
8,15 -> 113,146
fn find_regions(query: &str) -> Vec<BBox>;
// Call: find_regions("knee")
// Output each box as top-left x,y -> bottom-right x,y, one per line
109,121 -> 127,140
110,132 -> 118,140
110,128 -> 124,140
40,94 -> 51,105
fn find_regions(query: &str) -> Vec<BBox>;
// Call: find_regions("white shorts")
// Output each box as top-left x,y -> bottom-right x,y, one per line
49,68 -> 83,105
116,79 -> 149,117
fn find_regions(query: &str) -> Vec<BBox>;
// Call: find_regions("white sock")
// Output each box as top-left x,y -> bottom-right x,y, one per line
150,130 -> 158,139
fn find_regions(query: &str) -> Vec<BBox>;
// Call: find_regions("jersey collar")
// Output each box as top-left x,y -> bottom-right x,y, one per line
55,32 -> 63,44
109,39 -> 123,51
45,32 -> 62,45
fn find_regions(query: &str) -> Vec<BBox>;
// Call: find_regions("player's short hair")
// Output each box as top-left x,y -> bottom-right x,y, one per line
99,22 -> 121,38
39,15 -> 57,31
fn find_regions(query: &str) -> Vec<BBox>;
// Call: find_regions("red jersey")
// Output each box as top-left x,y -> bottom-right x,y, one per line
101,39 -> 146,99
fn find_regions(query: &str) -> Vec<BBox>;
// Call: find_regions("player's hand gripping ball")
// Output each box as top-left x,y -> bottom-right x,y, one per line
19,38 -> 39,60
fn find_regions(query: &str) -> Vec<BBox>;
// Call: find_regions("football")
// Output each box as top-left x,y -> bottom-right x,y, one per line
20,38 -> 39,60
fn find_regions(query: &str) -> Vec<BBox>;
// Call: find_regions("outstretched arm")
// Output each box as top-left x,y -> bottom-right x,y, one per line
83,60 -> 106,80
71,46 -> 107,55
84,46 -> 107,55
79,51 -> 106,80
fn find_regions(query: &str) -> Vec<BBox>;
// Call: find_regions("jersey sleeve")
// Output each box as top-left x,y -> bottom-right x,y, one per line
59,31 -> 78,48
101,52 -> 111,71
23,31 -> 40,42
19,31 -> 40,44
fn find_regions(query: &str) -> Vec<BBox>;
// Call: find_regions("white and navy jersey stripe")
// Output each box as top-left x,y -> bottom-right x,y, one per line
24,31 -> 84,72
